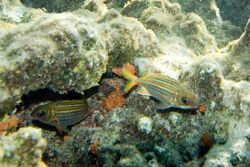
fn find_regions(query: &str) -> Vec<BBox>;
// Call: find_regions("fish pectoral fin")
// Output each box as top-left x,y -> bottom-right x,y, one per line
156,101 -> 171,110
137,87 -> 151,96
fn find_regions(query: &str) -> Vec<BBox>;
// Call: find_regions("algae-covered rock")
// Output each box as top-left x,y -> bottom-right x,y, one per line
169,0 -> 242,47
177,13 -> 217,55
121,0 -> 151,18
0,12 -> 108,116
0,3 -> 163,116
0,12 -> 107,94
0,0 -> 45,24
0,127 -> 47,167
203,80 -> 250,166
0,0 -> 250,166
218,19 -> 250,81
105,0 -> 130,10
101,13 -> 162,68
82,0 -> 108,16
118,0 -> 218,56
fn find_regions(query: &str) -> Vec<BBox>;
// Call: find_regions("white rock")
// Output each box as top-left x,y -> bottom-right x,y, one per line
138,116 -> 153,134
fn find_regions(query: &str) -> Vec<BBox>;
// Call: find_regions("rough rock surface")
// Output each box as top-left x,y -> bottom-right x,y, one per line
0,0 -> 250,166
0,12 -> 108,116
0,0 -> 162,116
218,19 -> 250,81
0,127 -> 47,167
0,0 -> 45,24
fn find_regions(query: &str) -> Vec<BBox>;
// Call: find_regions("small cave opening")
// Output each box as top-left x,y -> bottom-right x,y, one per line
17,87 -> 98,132
20,0 -> 86,13
21,88 -> 83,108
20,86 -> 99,109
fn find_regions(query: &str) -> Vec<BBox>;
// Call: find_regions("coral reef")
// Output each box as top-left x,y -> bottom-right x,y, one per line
0,0 -> 250,166
0,127 -> 47,167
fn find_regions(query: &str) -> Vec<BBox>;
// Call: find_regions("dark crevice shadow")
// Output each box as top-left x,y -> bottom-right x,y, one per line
157,107 -> 198,115
20,0 -> 85,13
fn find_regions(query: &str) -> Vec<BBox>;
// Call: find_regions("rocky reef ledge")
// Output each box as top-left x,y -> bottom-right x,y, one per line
0,0 -> 249,166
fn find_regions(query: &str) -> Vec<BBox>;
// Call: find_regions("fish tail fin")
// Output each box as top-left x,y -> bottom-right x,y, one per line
122,67 -> 138,93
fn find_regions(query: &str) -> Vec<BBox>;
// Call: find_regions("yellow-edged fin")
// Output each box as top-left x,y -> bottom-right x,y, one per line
122,66 -> 138,93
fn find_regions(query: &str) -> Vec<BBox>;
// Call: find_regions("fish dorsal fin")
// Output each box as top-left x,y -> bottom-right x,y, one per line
137,87 -> 151,96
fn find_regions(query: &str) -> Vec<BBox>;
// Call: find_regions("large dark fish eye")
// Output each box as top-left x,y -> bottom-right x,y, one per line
182,97 -> 189,105
38,111 -> 46,117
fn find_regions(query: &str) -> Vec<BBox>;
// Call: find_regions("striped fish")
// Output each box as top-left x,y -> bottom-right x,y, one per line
122,67 -> 197,110
30,99 -> 90,134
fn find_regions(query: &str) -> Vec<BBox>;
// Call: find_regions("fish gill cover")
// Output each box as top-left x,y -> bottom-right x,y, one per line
0,0 -> 250,167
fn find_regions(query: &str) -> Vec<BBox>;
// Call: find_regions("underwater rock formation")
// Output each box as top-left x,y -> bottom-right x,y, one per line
0,0 -> 45,24
218,18 -> 250,81
0,0 -> 163,116
0,0 -> 250,166
100,12 -> 162,67
0,127 -> 47,167
0,12 -> 107,116
216,0 -> 250,28
203,80 -> 250,166
0,13 -> 107,94
113,0 -> 218,56
172,0 -> 243,47
180,18 -> 250,166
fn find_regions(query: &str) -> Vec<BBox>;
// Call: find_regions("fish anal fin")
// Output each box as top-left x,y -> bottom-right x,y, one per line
53,118 -> 69,134
156,101 -> 171,110
56,125 -> 69,134
137,87 -> 150,96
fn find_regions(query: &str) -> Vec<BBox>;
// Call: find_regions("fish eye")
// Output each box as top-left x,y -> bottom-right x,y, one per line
38,111 -> 46,117
181,97 -> 189,105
